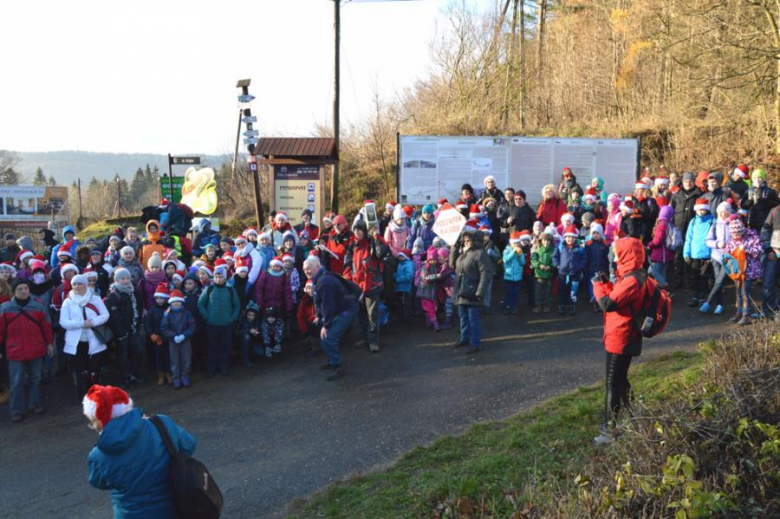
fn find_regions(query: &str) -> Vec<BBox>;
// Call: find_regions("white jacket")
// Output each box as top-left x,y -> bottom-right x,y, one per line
60,294 -> 110,355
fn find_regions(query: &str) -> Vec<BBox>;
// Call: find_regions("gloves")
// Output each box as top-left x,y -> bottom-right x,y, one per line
570,291 -> 578,304
150,334 -> 164,346
174,334 -> 184,344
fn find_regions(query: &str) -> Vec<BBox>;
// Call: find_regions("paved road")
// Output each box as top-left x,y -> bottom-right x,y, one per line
0,289 -> 732,518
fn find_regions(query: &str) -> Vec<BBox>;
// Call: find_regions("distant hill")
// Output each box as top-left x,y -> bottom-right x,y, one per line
11,150 -> 229,185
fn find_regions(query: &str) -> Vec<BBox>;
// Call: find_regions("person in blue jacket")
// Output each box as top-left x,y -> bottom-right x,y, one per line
683,198 -> 714,307
394,248 -> 415,320
553,225 -> 586,316
406,204 -> 438,251
50,225 -> 80,268
583,222 -> 610,312
84,384 -> 197,519
502,231 -> 526,314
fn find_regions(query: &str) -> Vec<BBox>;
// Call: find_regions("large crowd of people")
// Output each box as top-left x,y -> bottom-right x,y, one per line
1,166 -> 779,439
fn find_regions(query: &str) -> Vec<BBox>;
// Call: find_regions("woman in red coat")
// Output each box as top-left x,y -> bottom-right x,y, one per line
592,237 -> 647,444
536,184 -> 567,226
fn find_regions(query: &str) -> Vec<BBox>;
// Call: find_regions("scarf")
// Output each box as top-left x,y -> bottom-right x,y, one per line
68,288 -> 93,307
111,282 -> 134,294
268,268 -> 285,278
388,220 -> 407,233
236,242 -> 253,258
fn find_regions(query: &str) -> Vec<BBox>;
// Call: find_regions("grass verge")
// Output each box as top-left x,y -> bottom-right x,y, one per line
287,349 -> 704,519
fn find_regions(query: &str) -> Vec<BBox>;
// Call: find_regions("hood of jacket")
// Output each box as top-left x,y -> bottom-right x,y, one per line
18,236 -> 34,252
40,228 -> 58,246
145,220 -> 161,241
658,205 -> 674,222
62,225 -> 76,240
96,408 -> 143,455
464,230 -> 485,250
593,176 -> 605,191
615,237 -> 645,277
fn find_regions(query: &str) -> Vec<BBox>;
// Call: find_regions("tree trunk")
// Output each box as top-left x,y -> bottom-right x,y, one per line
501,0 -> 520,129
536,0 -> 548,125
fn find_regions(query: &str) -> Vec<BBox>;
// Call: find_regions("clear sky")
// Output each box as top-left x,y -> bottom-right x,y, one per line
0,0 -> 461,155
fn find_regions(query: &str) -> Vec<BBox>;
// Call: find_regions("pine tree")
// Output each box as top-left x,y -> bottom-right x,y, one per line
47,175 -> 57,186
0,168 -> 21,185
32,167 -> 46,185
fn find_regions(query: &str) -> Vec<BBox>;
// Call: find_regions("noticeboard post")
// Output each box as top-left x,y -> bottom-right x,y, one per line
0,185 -> 69,228
272,165 -> 323,227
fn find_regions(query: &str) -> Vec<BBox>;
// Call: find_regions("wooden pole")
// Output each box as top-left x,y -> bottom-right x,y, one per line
77,177 -> 83,225
331,0 -> 340,214
231,109 -> 242,181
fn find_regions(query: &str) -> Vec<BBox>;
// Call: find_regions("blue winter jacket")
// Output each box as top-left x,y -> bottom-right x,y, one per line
553,243 -> 585,276
683,214 -> 713,260
394,259 -> 415,293
584,239 -> 610,274
51,225 -> 80,268
502,246 -> 526,281
160,305 -> 196,341
88,409 -> 197,519
406,217 -> 437,251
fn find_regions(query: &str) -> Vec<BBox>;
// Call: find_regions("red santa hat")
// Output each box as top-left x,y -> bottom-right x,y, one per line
154,283 -> 170,299
583,192 -> 596,203
270,256 -> 284,268
733,164 -> 749,178
275,212 -> 288,222
57,243 -> 73,258
438,197 -> 448,208
509,231 -> 524,244
385,200 -> 397,211
619,200 -> 634,213
282,253 -> 294,264
30,259 -> 46,273
234,235 -> 247,246
694,198 -> 711,212
562,167 -> 573,176
198,264 -> 214,278
160,197 -> 170,207
469,205 -> 482,218
162,259 -> 177,272
322,213 -> 334,225
173,270 -> 185,283
563,225 -> 579,238
214,258 -> 227,269
655,176 -> 670,186
60,263 -> 79,276
16,250 -> 34,265
478,224 -> 492,236
223,251 -> 235,263
397,248 -> 412,261
519,230 -> 532,242
82,385 -> 134,428
455,200 -> 469,211
585,187 -> 598,197
635,181 -> 650,191
641,176 -> 654,186
403,206 -> 414,218
234,256 -> 249,274
168,289 -> 185,304
0,261 -> 16,275
464,219 -> 480,232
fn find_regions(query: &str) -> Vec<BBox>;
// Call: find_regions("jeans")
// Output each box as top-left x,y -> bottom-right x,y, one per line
8,357 -> 43,417
169,339 -> 192,379
503,280 -> 521,309
321,310 -> 357,366
704,261 -> 726,307
458,304 -> 482,348
762,256 -> 778,313
207,324 -> 233,374
117,334 -> 143,380
534,278 -> 552,307
649,262 -> 669,287
240,333 -> 263,360
736,279 -> 755,313
358,293 -> 380,345
483,278 -> 493,309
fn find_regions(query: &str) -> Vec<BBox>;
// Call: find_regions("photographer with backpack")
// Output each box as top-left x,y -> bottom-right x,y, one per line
592,238 -> 654,444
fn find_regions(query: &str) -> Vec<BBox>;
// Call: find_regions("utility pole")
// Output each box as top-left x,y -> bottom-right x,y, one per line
113,175 -> 126,218
331,0 -> 340,215
231,109 -> 242,181
236,79 -> 263,227
77,177 -> 83,224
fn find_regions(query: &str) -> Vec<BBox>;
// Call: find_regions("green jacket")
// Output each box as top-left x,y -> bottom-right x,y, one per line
197,284 -> 240,326
531,245 -> 555,280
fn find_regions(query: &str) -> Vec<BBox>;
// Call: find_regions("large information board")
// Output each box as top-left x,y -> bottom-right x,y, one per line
399,135 -> 639,205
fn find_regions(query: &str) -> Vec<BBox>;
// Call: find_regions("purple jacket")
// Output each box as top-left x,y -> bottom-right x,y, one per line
705,218 -> 732,264
137,270 -> 168,311
254,271 -> 293,315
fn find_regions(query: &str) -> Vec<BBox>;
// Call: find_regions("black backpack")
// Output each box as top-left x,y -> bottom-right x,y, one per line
165,203 -> 194,237
325,271 -> 364,303
150,416 -> 223,519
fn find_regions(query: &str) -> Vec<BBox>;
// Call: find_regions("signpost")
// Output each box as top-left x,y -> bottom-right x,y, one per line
236,78 -> 263,227
167,155 -> 201,203
273,165 -> 322,227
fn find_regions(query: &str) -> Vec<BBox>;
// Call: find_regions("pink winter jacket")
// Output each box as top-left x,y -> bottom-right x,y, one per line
648,205 -> 675,263
384,222 -> 410,258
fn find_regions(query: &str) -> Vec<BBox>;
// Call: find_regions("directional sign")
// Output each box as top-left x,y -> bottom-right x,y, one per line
238,94 -> 255,103
170,156 -> 201,165
242,116 -> 257,124
243,137 -> 258,145
243,129 -> 259,138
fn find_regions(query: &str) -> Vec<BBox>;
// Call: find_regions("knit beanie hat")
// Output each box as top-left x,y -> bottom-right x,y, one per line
717,201 -> 733,215
682,171 -> 696,182
422,204 -> 435,215
148,252 -> 163,269
412,237 -> 425,254
392,205 -> 406,221
590,223 -> 604,238
83,385 -> 133,428
113,267 -> 131,282
729,217 -> 746,235
71,274 -> 88,287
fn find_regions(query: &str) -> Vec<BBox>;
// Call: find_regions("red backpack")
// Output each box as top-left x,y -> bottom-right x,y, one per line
626,272 -> 672,338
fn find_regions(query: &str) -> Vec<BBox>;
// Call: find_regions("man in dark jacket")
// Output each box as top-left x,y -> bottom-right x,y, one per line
104,267 -> 143,386
478,175 -> 506,207
744,169 -> 778,232
0,278 -> 54,423
703,171 -> 731,215
726,164 -> 750,205
1,234 -> 21,264
592,237 -> 646,443
306,256 -> 358,381
670,172 -> 703,288
38,228 -> 59,263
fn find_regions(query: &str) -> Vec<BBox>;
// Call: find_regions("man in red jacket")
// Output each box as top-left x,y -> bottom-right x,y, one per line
326,215 -> 353,276
592,237 -> 646,444
0,279 -> 54,423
